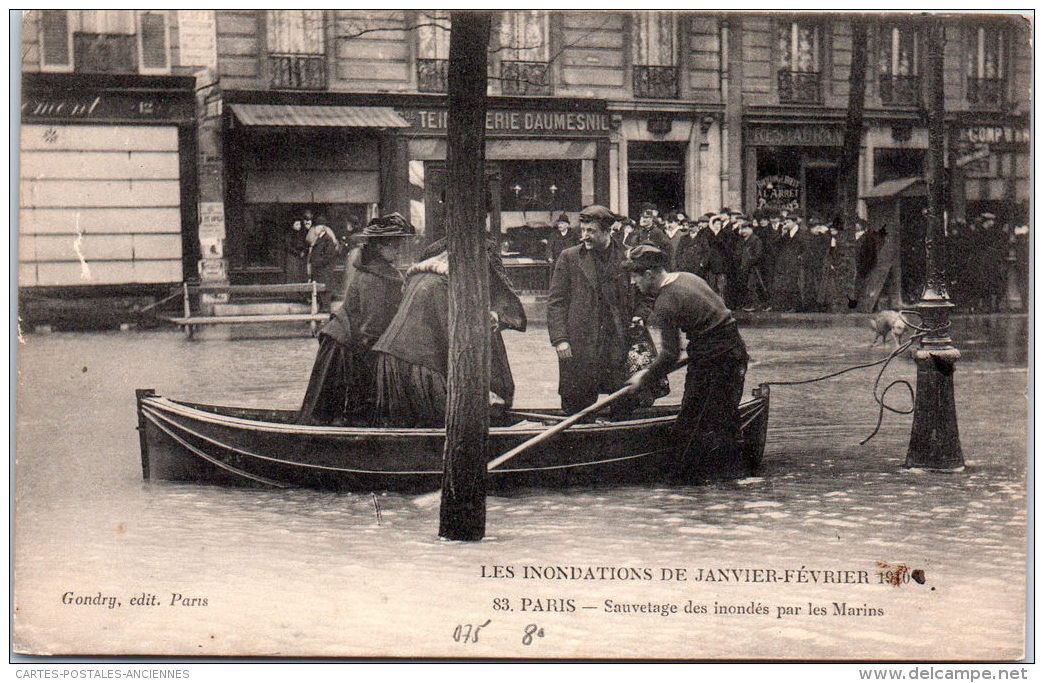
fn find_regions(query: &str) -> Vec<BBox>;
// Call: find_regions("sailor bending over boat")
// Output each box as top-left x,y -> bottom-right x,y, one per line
371,236 -> 526,427
297,214 -> 413,425
623,245 -> 751,481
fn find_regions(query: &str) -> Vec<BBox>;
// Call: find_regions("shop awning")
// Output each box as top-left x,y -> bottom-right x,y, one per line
229,104 -> 409,128
861,177 -> 926,199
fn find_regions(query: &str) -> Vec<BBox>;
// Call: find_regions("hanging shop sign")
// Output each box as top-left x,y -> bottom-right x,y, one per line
400,108 -> 612,137
748,125 -> 843,147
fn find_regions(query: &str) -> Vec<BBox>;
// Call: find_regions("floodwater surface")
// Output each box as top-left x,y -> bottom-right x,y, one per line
13,320 -> 1028,659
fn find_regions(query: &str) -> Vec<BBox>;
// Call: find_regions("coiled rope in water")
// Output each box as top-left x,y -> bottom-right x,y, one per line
760,311 -> 950,445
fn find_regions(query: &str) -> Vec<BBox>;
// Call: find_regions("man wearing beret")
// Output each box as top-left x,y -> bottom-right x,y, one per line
547,204 -> 649,416
624,245 -> 750,481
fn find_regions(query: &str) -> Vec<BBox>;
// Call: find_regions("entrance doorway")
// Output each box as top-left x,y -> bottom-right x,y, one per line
628,142 -> 685,218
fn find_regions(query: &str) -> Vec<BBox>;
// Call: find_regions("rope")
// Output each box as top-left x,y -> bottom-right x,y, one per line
760,309 -> 950,445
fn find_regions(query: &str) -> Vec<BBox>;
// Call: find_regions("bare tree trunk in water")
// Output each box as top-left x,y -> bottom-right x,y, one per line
439,11 -> 492,541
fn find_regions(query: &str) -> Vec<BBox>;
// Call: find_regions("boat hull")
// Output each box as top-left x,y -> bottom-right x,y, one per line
136,387 -> 769,493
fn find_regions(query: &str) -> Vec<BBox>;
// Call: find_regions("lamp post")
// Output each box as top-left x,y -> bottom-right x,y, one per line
904,15 -> 964,471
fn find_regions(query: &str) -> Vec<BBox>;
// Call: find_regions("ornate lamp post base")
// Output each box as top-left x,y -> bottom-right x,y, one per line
904,293 -> 965,471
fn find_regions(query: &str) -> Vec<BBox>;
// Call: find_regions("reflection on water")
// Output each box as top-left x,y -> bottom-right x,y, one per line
13,320 -> 1027,659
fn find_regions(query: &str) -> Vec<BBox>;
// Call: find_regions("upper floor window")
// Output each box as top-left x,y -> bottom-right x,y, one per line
777,20 -> 821,103
498,10 -> 550,96
632,12 -> 679,99
38,10 -> 169,74
877,25 -> 920,105
266,10 -> 326,90
965,25 -> 1007,107
416,10 -> 450,92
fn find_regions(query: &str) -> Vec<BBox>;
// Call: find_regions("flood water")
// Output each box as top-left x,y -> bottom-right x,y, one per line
13,319 -> 1028,660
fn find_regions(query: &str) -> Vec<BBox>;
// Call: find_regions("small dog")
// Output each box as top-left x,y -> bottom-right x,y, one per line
869,310 -> 907,349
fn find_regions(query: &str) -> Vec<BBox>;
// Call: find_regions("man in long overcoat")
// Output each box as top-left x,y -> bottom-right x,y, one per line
547,205 -> 650,416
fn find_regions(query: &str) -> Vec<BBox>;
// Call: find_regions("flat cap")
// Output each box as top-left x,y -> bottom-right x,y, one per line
622,244 -> 669,271
579,204 -> 616,228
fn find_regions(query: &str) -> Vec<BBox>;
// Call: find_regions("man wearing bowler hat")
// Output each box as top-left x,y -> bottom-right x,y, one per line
623,244 -> 750,481
547,204 -> 649,417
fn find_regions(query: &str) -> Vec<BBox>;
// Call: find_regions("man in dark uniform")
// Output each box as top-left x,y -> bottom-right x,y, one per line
547,204 -> 649,416
623,245 -> 750,481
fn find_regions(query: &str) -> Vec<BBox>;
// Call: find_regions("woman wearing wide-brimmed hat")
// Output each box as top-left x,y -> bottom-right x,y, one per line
297,214 -> 414,425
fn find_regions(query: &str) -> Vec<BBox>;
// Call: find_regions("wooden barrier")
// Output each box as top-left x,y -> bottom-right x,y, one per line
166,282 -> 329,339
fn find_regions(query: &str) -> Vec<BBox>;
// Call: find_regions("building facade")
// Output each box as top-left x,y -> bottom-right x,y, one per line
18,10 -> 1031,304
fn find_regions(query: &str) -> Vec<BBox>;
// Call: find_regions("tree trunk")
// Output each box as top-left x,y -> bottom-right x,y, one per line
838,17 -> 868,233
439,11 -> 492,541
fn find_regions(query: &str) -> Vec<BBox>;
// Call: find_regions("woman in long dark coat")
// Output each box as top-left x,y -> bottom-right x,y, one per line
372,237 -> 526,428
297,215 -> 414,425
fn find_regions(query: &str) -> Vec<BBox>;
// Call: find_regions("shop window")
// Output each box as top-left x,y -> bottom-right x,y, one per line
873,148 -> 925,186
416,10 -> 450,92
777,19 -> 822,103
877,25 -> 920,106
632,12 -> 679,99
266,10 -> 326,90
498,10 -> 551,96
38,10 -> 169,74
965,25 -> 1008,107
499,160 -> 580,215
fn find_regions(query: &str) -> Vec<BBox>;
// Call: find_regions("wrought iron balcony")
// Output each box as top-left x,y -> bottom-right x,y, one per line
73,33 -> 137,73
966,77 -> 1006,107
269,53 -> 327,90
778,69 -> 821,104
633,65 -> 679,99
417,58 -> 448,92
879,75 -> 921,106
500,60 -> 550,96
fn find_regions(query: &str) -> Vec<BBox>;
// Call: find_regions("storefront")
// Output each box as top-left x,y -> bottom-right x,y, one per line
222,99 -> 411,285
950,118 -> 1030,227
399,101 -> 611,288
19,72 -> 197,292
744,122 -> 843,223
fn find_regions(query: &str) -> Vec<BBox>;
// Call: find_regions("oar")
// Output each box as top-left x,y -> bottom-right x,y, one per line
413,355 -> 688,507
485,384 -> 636,471
412,387 -> 635,508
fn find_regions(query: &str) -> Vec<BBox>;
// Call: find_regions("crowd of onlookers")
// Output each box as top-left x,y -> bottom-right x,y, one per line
944,213 -> 1030,314
547,203 -> 857,313
544,204 -> 1029,314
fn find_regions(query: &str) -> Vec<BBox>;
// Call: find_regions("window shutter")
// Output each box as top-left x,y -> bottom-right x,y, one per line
139,11 -> 169,72
40,10 -> 72,70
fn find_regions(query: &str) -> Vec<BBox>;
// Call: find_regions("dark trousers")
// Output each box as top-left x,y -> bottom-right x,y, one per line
672,342 -> 749,482
558,359 -> 637,419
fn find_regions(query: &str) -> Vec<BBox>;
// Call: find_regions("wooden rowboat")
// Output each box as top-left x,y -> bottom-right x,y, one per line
135,385 -> 770,494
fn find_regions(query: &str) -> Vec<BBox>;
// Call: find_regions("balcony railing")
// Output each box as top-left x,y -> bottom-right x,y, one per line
73,33 -> 136,73
633,65 -> 679,99
966,77 -> 1006,107
417,58 -> 448,92
500,60 -> 550,96
778,69 -> 821,104
879,75 -> 921,106
269,53 -> 327,90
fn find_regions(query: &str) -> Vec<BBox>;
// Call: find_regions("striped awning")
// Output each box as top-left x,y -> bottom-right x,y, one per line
229,104 -> 409,128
